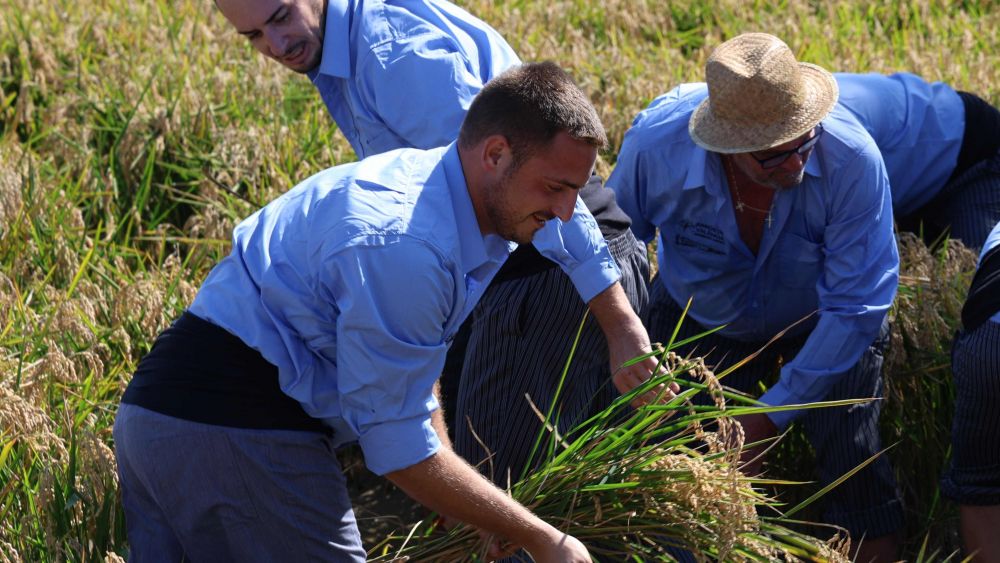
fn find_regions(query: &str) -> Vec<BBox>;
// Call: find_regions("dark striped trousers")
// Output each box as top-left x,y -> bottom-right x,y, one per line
942,320 -> 1000,505
922,152 -> 1000,249
644,278 -> 904,539
453,229 -> 649,488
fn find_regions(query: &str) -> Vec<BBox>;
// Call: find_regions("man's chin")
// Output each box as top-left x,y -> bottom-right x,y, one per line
285,60 -> 321,74
279,51 -> 322,74
509,233 -> 535,245
771,173 -> 805,190
499,226 -> 540,245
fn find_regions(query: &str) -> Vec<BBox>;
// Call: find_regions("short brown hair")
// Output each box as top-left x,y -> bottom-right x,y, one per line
458,62 -> 607,165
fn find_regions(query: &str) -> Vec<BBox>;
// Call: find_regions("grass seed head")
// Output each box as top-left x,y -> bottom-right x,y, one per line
0,539 -> 23,563
0,145 -> 26,238
76,425 -> 119,503
0,384 -> 67,460
18,345 -> 77,403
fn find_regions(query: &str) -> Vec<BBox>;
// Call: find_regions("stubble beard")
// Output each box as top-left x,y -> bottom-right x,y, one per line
765,167 -> 806,191
484,171 -> 539,245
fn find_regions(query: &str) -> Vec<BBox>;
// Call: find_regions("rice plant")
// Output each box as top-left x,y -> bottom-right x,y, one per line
369,314 -> 861,562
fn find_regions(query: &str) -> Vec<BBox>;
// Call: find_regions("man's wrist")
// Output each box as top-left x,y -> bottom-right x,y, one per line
518,521 -> 566,559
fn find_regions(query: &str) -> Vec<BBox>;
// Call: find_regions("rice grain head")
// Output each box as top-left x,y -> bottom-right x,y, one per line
0,144 -> 26,239
0,384 -> 68,460
0,539 -> 23,563
76,424 -> 119,503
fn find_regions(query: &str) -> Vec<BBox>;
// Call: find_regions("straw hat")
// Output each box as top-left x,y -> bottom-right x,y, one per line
688,33 -> 838,154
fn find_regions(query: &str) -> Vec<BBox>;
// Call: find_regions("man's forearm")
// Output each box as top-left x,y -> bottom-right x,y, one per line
588,282 -> 667,402
386,448 -> 588,561
588,282 -> 650,364
431,380 -> 453,449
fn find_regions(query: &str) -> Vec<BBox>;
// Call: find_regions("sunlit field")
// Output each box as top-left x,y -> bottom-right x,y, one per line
0,0 -> 997,560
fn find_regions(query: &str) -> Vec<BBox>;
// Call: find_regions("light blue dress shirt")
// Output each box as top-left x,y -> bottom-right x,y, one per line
836,72 -> 965,216
308,0 -> 521,159
607,84 -> 900,430
306,0 -> 619,303
189,144 -> 617,475
979,222 -> 1000,324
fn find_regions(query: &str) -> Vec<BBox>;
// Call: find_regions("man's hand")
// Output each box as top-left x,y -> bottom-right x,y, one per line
523,530 -> 591,563
387,448 -> 592,563
589,283 -> 679,407
734,412 -> 779,476
437,516 -> 522,561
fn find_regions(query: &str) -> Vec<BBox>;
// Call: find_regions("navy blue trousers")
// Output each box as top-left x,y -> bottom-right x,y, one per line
904,152 -> 1000,249
114,404 -> 366,562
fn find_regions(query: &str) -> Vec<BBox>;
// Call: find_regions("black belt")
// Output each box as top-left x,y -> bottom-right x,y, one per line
122,311 -> 331,435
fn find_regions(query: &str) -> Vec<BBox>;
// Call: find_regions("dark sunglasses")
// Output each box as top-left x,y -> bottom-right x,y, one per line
750,123 -> 824,169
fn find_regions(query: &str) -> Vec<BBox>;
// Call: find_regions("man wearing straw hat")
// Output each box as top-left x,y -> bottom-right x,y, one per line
213,0 -> 661,463
608,33 -> 902,561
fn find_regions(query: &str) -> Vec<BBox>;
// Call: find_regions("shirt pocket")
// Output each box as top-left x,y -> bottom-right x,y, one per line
773,233 -> 823,289
663,224 -> 732,279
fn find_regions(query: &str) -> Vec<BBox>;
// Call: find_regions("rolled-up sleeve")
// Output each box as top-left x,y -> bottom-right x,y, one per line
761,147 -> 899,430
325,238 -> 456,475
532,196 -> 621,303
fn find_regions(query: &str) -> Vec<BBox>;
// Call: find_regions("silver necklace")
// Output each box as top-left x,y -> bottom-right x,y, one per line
723,156 -> 773,228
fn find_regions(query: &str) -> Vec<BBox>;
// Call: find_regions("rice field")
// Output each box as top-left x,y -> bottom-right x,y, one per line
0,0 -> 997,560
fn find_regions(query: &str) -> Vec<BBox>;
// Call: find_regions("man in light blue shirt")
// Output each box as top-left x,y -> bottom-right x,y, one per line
216,0 -> 520,158
213,0 -> 662,483
113,63 -> 621,562
607,33 -> 902,562
836,72 -> 1000,248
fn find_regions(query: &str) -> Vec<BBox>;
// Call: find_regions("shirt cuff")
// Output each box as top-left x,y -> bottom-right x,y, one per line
358,416 -> 441,475
568,249 -> 621,303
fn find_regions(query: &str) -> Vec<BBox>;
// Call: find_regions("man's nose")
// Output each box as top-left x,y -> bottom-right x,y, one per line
782,150 -> 807,171
264,27 -> 289,57
553,191 -> 577,223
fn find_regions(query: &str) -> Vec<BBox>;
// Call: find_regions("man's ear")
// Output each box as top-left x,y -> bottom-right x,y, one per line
480,134 -> 511,173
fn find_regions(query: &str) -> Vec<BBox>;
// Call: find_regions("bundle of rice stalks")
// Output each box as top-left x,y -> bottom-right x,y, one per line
370,341 -> 852,562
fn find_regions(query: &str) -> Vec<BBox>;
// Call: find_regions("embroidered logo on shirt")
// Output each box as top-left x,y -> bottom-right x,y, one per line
675,221 -> 726,255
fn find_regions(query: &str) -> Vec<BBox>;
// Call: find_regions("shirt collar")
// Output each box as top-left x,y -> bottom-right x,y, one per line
310,0 -> 352,79
441,144 -> 512,275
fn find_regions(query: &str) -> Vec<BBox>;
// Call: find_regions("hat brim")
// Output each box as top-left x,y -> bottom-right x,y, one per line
688,63 -> 839,154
